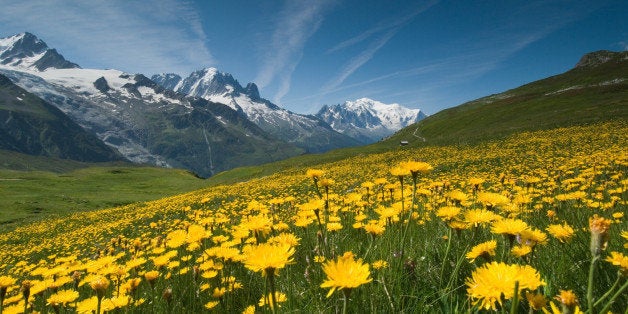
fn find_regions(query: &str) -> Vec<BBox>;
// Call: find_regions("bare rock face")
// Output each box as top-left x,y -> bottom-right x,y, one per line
575,50 -> 628,68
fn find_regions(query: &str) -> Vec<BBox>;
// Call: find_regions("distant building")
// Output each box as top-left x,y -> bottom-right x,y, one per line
400,140 -> 409,146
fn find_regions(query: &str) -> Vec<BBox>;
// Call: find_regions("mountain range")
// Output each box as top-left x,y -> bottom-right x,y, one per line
0,32 -> 424,176
0,73 -> 123,162
316,98 -> 426,143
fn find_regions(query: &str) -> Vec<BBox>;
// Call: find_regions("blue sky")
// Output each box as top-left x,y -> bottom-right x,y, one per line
1,0 -> 626,115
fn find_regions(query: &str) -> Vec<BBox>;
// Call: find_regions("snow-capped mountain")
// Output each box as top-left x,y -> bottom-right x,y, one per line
0,32 -> 302,177
0,32 -> 79,71
0,73 -> 123,162
316,98 -> 427,144
152,70 -> 360,153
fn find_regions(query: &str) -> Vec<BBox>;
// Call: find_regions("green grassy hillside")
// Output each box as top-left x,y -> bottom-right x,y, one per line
206,51 -> 628,187
383,50 -> 628,147
0,121 -> 625,313
0,150 -> 208,227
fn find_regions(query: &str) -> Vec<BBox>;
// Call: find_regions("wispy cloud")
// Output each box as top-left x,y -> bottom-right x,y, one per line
0,0 -> 213,75
254,1 -> 330,104
326,0 -> 438,54
320,0 -> 437,94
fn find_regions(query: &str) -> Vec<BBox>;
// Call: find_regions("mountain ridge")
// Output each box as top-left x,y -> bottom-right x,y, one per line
316,98 -> 426,144
0,73 -> 124,162
0,32 -> 306,177
152,69 -> 361,153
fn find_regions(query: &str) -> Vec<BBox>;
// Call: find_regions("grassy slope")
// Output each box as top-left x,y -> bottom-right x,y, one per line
0,150 -> 208,227
207,52 -> 628,186
384,52 -> 628,147
2,52 -> 626,225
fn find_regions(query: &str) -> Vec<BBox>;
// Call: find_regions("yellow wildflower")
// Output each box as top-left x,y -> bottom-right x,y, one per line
320,252 -> 372,297
605,251 -> 628,276
546,223 -> 575,243
47,289 -> 79,307
466,240 -> 497,262
242,243 -> 295,276
466,262 -> 545,310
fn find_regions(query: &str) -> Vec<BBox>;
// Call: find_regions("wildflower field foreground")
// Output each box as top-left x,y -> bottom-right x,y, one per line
0,121 -> 627,313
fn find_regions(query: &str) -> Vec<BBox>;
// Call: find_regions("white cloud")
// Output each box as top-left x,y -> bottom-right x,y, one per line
320,0 -> 437,94
0,0 -> 213,75
254,1 -> 331,105
326,0 -> 438,54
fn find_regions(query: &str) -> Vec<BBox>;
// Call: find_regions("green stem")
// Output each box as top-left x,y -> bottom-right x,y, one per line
587,255 -> 600,313
510,281 -> 520,314
342,289 -> 351,314
268,272 -> 277,314
439,228 -> 453,288
598,279 -> 628,314
593,276 -> 622,308
364,234 -> 375,259
96,297 -> 102,314
398,179 -> 416,265
445,244 -> 470,291
379,276 -> 395,312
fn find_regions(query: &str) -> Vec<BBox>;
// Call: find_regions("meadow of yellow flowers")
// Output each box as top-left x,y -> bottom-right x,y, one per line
0,121 -> 626,313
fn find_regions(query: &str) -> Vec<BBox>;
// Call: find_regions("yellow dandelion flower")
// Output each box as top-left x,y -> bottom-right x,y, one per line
89,276 -> 110,298
553,289 -> 579,313
399,161 -> 433,176
242,243 -> 295,276
267,233 -> 301,247
363,221 -> 386,236
519,228 -> 548,247
76,296 -> 99,313
320,251 -> 372,298
326,222 -> 343,232
511,245 -> 532,258
0,276 -> 16,289
465,262 -> 545,310
491,218 -> 528,237
165,229 -> 187,248
468,177 -> 485,187
306,169 -> 325,180
201,270 -> 218,279
242,305 -> 256,314
204,300 -> 219,309
605,251 -> 628,275
372,260 -> 389,270
525,291 -> 547,311
390,166 -> 409,178
144,271 -> 159,288
319,178 -> 335,187
466,240 -> 497,262
546,223 -> 575,243
212,287 -> 226,298
436,206 -> 461,222
464,209 -> 498,227
447,190 -> 468,205
46,289 -> 79,307
477,192 -> 510,209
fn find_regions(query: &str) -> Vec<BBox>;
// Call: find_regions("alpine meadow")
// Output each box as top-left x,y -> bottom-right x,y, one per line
1,2 -> 628,313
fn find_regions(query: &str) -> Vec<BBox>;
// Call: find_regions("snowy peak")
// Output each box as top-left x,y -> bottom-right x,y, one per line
316,98 -> 426,144
0,32 -> 79,71
152,68 -> 245,100
152,68 -> 359,152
